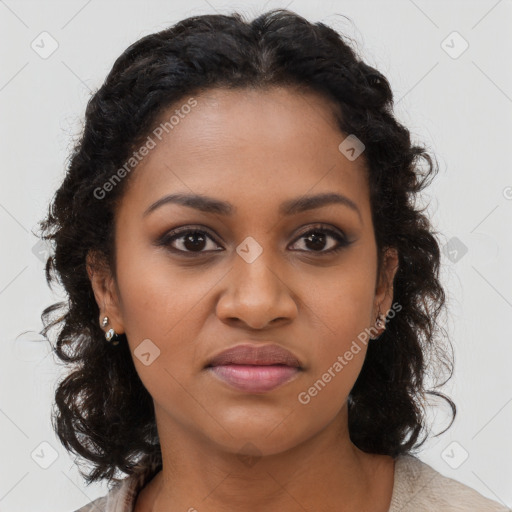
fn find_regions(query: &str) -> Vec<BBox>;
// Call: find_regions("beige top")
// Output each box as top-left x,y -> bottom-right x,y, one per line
74,454 -> 511,511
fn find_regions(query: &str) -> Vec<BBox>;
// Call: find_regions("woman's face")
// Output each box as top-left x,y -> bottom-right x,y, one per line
89,86 -> 398,457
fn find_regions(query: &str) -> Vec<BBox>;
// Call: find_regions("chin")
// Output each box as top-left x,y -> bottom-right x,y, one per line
202,413 -> 319,458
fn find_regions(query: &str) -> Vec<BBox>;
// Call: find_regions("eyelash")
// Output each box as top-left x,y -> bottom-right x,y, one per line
156,224 -> 352,257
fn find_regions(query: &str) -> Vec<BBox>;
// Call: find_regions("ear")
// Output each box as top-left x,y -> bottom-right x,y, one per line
372,247 -> 399,335
86,250 -> 125,335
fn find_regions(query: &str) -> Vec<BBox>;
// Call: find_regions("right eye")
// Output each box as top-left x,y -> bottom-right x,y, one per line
156,227 -> 224,255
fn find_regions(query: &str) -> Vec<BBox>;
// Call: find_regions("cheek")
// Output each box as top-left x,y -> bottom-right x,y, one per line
114,242 -> 227,388
115,232 -> 205,340
306,258 -> 376,352
299,256 -> 376,401
295,299 -> 371,426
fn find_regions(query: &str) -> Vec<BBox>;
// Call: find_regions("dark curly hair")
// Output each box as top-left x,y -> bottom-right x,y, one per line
37,8 -> 456,488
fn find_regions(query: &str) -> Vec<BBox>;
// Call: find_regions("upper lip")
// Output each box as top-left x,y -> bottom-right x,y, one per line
206,343 -> 302,368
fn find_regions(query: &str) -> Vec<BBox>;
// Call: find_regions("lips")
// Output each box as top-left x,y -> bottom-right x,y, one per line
205,343 -> 303,393
205,343 -> 302,368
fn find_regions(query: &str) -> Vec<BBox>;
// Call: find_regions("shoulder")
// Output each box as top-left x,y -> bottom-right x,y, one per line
73,495 -> 108,512
71,472 -> 143,512
389,453 -> 510,512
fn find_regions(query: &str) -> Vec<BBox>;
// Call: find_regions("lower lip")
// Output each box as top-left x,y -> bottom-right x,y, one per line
207,364 -> 300,393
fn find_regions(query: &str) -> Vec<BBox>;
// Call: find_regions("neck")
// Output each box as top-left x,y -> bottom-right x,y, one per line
137,405 -> 395,512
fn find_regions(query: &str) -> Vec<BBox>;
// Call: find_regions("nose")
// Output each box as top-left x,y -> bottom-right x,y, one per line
216,248 -> 298,330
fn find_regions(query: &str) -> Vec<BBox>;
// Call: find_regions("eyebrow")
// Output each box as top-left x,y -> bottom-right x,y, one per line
143,192 -> 361,221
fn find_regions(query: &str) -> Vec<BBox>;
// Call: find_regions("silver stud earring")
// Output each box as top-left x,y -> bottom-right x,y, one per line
376,312 -> 387,330
101,316 -> 122,346
370,310 -> 387,341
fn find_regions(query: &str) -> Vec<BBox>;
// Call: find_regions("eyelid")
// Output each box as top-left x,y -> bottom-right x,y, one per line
291,223 -> 347,242
155,225 -> 223,250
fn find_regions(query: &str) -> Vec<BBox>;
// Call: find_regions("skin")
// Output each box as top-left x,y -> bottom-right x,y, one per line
87,86 -> 399,512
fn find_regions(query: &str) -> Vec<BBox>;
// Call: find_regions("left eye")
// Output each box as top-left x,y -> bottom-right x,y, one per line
289,227 -> 350,254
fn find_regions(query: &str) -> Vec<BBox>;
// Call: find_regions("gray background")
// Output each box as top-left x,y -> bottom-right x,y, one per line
0,0 -> 511,510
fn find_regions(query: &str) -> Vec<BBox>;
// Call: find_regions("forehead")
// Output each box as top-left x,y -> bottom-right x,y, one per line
117,86 -> 370,220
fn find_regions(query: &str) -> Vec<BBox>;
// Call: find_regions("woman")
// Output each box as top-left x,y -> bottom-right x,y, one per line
38,9 -> 510,512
